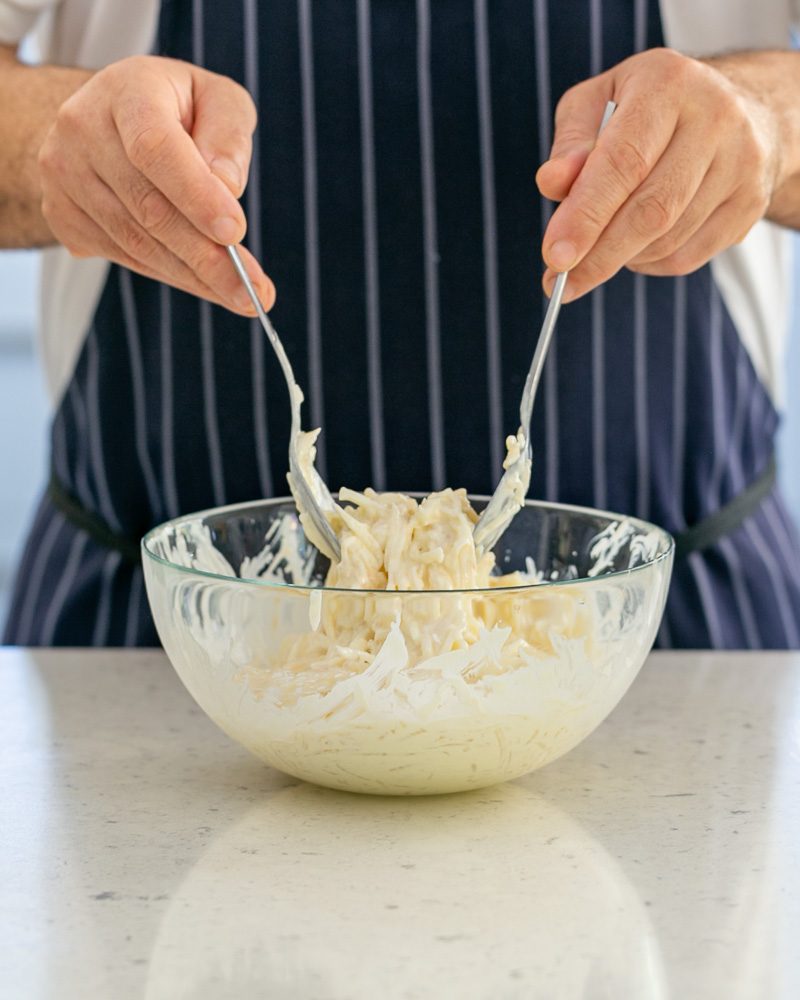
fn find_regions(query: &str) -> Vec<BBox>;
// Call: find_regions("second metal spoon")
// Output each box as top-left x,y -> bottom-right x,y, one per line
473,100 -> 617,555
227,245 -> 341,562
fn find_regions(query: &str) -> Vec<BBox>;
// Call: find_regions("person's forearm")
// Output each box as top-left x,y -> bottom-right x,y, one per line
0,45 -> 92,247
703,50 -> 800,230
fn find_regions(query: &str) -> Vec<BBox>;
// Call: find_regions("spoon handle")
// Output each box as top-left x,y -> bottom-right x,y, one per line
519,99 -> 616,434
519,270 -> 567,433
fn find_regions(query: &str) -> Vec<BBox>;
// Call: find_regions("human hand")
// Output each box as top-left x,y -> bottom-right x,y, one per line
536,48 -> 784,301
38,55 -> 274,313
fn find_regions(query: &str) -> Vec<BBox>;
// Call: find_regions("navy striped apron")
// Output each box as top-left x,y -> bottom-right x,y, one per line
5,0 -> 800,649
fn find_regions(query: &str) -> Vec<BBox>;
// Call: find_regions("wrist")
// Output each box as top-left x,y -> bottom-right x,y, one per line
0,48 -> 94,246
700,51 -> 800,215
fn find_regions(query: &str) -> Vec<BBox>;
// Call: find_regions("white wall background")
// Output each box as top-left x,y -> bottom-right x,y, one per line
0,252 -> 48,629
0,250 -> 799,631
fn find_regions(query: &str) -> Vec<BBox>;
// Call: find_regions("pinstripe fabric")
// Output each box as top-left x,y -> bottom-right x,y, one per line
124,569 -> 144,648
39,531 -> 89,646
243,0 -> 273,500
357,0 -> 386,490
12,505 -> 66,645
711,327 -> 762,645
589,0 -> 606,512
159,285 -> 179,519
634,0 -> 648,52
92,550 -> 122,647
52,403 -> 71,498
591,283 -> 607,510
727,338 -> 752,493
191,0 -> 203,64
634,274 -> 649,519
671,276 -> 687,526
773,496 -> 800,550
533,0 -> 558,502
119,269 -> 163,524
87,327 -> 124,534
4,0 -> 800,651
745,518 -> 800,646
718,536 -> 762,648
632,1 -> 649,523
416,0 -> 446,489
474,0 -> 503,478
194,6 -> 226,509
762,501 -> 800,642
68,379 -> 92,512
298,0 -> 326,477
199,300 -> 226,507
763,494 -> 798,568
688,552 -> 724,649
708,284 -> 727,507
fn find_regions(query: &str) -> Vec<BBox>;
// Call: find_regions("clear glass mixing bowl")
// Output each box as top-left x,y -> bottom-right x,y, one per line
142,496 -> 673,795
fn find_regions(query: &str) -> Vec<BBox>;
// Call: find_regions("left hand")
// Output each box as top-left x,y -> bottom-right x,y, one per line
536,48 -> 783,301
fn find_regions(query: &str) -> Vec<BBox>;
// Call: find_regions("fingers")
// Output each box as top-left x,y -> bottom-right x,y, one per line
542,96 -> 681,272
536,48 -> 780,299
536,149 -> 592,204
44,190 -> 223,303
190,70 -> 257,198
39,55 -> 275,313
543,119 -> 715,299
627,161 -> 729,266
536,76 -> 612,202
111,68 -> 248,245
47,177 -> 274,315
627,195 -> 758,276
87,131 -> 273,310
542,192 -> 757,297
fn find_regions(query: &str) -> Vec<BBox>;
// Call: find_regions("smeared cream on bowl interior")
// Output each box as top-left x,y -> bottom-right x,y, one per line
228,472 -> 663,794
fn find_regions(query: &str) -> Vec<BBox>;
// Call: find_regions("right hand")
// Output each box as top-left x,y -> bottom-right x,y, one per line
38,55 -> 275,314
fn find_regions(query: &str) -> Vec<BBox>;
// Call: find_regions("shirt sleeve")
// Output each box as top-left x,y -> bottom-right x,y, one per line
0,1 -> 59,46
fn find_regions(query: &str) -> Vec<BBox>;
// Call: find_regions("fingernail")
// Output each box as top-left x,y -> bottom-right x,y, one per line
547,239 -> 577,271
212,216 -> 242,244
211,156 -> 244,194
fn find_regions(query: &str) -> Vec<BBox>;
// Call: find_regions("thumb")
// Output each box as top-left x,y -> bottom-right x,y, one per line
191,69 -> 257,199
536,79 -> 611,202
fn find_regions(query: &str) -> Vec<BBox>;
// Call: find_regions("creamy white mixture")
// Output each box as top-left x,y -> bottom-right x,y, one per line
247,486 -> 557,697
233,485 -> 657,794
471,429 -> 531,553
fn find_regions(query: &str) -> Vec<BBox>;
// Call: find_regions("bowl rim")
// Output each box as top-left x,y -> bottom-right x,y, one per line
140,494 -> 675,595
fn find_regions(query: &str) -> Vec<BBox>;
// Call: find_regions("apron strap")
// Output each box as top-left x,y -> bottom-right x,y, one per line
47,469 -> 141,564
47,457 -> 777,568
672,457 -> 776,559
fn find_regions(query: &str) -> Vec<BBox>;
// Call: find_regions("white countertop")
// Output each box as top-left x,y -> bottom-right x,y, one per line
2,648 -> 799,1000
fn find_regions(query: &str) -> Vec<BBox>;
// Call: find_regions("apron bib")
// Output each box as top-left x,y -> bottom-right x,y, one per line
6,0 -> 800,648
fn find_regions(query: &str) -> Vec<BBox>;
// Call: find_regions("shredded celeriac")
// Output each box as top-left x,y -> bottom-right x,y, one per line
245,486 -> 590,707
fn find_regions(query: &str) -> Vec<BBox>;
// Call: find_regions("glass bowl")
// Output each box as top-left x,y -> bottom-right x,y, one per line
142,496 -> 673,795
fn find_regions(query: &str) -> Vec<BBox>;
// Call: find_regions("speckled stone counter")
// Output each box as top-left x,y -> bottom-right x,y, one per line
1,649 -> 799,999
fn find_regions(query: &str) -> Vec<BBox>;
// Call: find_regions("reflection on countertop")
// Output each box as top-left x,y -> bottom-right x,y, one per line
144,784 -> 666,1000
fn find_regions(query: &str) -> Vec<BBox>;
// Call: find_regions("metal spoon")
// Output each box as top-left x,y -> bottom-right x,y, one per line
473,100 -> 617,555
227,245 -> 341,562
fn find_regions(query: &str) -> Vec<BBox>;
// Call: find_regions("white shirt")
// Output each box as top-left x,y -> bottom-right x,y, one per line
1,0 -> 798,407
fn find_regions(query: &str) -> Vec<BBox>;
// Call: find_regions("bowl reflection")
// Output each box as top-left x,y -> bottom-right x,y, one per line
143,784 -> 668,999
